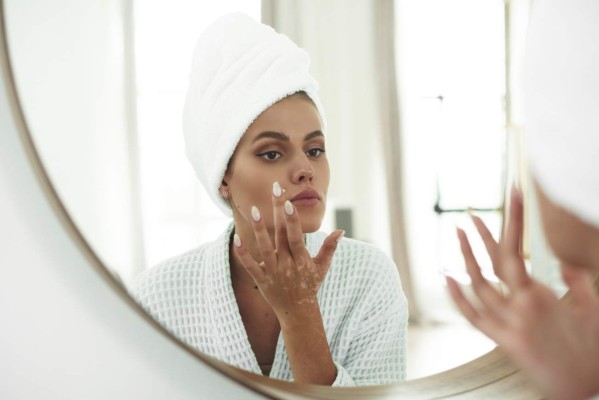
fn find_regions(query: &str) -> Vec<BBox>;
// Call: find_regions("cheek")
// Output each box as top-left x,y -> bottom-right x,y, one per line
230,173 -> 273,212
539,200 -> 590,266
320,161 -> 331,190
538,199 -> 566,255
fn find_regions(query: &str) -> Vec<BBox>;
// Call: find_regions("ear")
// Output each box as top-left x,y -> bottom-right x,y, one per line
219,177 -> 230,199
220,176 -> 230,189
220,162 -> 233,196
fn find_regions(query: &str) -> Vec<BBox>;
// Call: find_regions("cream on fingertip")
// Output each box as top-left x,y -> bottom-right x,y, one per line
273,181 -> 282,197
251,206 -> 261,222
284,200 -> 294,215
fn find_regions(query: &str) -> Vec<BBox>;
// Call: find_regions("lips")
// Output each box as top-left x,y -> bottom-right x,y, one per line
290,189 -> 321,206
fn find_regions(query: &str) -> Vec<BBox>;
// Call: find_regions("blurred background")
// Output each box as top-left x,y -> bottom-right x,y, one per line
6,0 -> 561,380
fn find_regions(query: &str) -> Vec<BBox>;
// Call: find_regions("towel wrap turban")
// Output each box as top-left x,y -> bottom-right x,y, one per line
182,12 -> 326,216
524,0 -> 599,228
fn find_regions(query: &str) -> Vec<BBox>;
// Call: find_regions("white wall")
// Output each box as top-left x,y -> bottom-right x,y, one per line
269,0 -> 392,254
0,41 -> 263,399
4,0 -> 143,283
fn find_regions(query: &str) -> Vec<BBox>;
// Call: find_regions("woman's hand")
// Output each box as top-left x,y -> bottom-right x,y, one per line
446,188 -> 599,400
233,181 -> 342,385
233,181 -> 343,321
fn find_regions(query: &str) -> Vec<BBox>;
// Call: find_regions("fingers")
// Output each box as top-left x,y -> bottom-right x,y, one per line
561,264 -> 599,310
313,230 -> 344,273
233,233 -> 266,282
283,199 -> 311,262
499,186 -> 531,290
446,276 -> 506,340
457,228 -> 484,283
457,228 -> 506,317
504,186 -> 524,255
249,205 -> 277,267
470,214 -> 501,278
272,181 -> 291,257
283,198 -> 341,275
446,276 -> 481,325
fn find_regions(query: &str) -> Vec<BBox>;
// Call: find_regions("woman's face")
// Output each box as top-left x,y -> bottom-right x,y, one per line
223,94 -> 329,235
535,181 -> 599,271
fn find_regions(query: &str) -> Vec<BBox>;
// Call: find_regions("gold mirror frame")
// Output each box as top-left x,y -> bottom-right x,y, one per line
0,1 -> 543,397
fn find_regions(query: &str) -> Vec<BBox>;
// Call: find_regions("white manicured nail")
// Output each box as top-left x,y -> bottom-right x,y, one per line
284,200 -> 294,216
251,206 -> 261,222
234,234 -> 241,248
273,181 -> 282,197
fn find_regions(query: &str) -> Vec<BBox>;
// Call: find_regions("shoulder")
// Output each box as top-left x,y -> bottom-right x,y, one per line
335,236 -> 393,265
336,236 -> 400,282
130,245 -> 207,302
130,224 -> 231,303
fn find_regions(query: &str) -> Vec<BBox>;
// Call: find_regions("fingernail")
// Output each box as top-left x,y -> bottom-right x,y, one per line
336,230 -> 345,242
273,181 -> 282,198
251,206 -> 261,222
234,234 -> 241,248
284,200 -> 294,215
512,185 -> 523,199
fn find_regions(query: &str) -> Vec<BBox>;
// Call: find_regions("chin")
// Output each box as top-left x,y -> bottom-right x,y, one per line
298,215 -> 324,233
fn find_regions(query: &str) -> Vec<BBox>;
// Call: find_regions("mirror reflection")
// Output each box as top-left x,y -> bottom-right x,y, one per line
134,9 -> 408,386
7,0 -> 539,385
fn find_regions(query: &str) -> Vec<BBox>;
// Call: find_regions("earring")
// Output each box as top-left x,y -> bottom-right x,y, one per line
222,191 -> 229,199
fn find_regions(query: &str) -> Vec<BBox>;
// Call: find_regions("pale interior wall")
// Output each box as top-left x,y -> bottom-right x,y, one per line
4,0 -> 142,283
0,71 -> 262,398
269,0 -> 392,255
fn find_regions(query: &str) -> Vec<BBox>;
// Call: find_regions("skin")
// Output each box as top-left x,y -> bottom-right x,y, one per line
219,93 -> 343,385
446,186 -> 599,400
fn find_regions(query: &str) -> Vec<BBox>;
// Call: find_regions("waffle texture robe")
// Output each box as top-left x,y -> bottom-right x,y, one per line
132,223 -> 408,386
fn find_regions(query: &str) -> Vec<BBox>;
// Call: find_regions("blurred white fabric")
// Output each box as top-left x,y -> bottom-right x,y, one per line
524,0 -> 599,227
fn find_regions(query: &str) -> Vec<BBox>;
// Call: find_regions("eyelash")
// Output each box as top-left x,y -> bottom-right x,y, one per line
257,148 -> 325,161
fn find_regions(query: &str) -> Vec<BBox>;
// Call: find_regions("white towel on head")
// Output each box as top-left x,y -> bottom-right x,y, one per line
182,12 -> 326,216
524,0 -> 599,228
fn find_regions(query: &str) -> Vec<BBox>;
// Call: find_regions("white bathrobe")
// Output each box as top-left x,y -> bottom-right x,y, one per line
132,223 -> 408,386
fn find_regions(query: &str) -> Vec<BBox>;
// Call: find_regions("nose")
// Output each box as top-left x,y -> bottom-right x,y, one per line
292,154 -> 315,184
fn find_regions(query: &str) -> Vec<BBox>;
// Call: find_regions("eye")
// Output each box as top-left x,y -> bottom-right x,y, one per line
306,148 -> 325,157
257,151 -> 281,160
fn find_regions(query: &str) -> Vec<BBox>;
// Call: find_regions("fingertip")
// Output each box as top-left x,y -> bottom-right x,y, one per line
456,227 -> 467,242
234,233 -> 241,248
470,213 -> 483,226
324,230 -> 344,249
251,206 -> 261,223
445,274 -> 456,286
273,181 -> 282,198
510,187 -> 524,214
445,275 -> 461,297
284,200 -> 294,216
512,185 -> 523,201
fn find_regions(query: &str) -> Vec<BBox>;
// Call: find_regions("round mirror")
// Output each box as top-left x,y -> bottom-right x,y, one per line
3,0 -> 542,393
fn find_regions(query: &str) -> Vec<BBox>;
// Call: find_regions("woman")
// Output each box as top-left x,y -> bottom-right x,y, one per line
446,0 -> 599,399
132,13 -> 408,387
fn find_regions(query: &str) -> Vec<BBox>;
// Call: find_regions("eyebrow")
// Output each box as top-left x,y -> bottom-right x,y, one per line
252,130 -> 324,143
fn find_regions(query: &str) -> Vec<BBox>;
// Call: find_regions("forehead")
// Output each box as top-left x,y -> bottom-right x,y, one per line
241,95 -> 323,143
